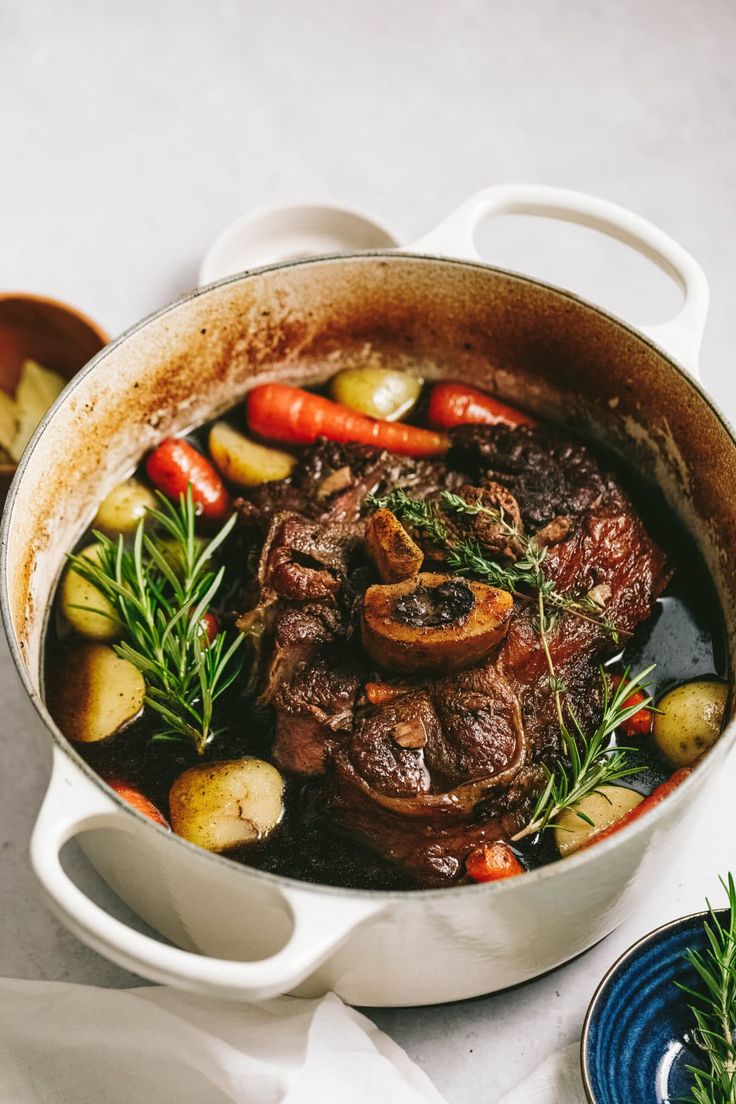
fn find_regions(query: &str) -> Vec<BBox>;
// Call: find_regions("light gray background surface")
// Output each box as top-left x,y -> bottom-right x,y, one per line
1,2 -> 735,1100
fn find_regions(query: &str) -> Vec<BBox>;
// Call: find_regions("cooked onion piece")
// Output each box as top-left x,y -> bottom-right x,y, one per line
48,642 -> 145,743
169,758 -> 284,852
330,368 -> 422,421
209,421 -> 295,486
60,543 -> 119,642
554,784 -> 644,857
653,680 -> 728,767
93,478 -> 157,536
361,572 -> 513,674
366,508 -> 424,582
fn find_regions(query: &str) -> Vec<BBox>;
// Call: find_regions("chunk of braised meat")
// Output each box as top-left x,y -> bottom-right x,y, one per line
236,438 -> 464,534
424,482 -> 524,564
257,603 -> 349,706
273,651 -> 361,775
498,476 -> 671,763
337,668 -> 525,803
260,512 -> 357,602
257,603 -> 361,776
429,664 -> 525,786
322,664 -> 529,884
449,424 -> 607,531
325,748 -> 539,887
346,692 -> 437,796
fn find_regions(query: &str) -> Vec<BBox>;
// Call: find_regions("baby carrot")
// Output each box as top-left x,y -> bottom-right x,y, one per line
427,382 -> 535,430
246,384 -> 449,458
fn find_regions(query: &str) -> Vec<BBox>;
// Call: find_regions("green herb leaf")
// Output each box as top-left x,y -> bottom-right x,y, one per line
676,874 -> 736,1103
66,485 -> 244,755
510,664 -> 650,842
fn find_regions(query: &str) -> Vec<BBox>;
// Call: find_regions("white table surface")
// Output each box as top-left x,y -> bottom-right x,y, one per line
2,1 -> 736,1100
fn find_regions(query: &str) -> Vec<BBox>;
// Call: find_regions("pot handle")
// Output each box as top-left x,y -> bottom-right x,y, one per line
407,184 -> 708,378
31,747 -> 384,1000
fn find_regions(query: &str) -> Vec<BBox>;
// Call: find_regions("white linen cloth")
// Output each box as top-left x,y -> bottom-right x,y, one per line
0,979 -> 445,1104
0,976 -> 588,1103
497,1043 -> 585,1104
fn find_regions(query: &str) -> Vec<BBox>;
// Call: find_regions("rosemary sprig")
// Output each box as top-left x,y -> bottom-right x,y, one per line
67,486 -> 244,755
677,875 -> 736,1103
510,663 -> 654,841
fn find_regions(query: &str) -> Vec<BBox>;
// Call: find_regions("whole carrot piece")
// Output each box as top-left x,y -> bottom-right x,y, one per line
146,438 -> 231,522
246,383 -> 449,458
427,382 -> 535,430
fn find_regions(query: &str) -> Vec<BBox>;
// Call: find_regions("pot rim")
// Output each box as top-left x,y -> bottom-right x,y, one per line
3,249 -> 735,903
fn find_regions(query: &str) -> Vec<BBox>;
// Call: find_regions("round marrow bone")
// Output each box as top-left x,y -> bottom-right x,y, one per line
361,572 -> 514,674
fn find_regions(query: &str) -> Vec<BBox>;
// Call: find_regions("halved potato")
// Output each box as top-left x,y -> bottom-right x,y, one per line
169,758 -> 284,852
330,368 -> 422,421
47,642 -> 145,743
653,680 -> 728,767
554,784 -> 644,857
361,572 -> 513,673
209,421 -> 295,486
93,478 -> 157,535
60,543 -> 119,641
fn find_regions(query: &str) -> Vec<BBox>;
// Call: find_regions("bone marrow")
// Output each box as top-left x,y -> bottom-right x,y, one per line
362,573 -> 513,674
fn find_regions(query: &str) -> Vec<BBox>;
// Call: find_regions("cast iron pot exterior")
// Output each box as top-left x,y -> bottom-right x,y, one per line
3,187 -> 736,1006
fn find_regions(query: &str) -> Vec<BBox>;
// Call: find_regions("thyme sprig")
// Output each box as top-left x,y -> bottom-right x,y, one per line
67,486 -> 244,755
677,875 -> 736,1103
367,488 -> 623,641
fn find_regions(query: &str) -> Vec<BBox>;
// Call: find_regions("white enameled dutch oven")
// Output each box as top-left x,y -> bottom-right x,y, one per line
3,185 -> 736,1007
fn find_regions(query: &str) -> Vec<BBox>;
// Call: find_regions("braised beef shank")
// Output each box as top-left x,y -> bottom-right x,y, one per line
236,426 -> 670,887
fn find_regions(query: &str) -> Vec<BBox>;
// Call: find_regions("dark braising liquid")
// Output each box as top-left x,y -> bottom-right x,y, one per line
43,416 -> 728,891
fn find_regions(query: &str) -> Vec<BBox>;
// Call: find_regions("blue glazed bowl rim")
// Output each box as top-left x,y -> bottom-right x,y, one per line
580,906 -> 729,1103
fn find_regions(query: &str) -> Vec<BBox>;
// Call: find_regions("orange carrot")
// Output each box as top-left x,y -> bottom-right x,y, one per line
427,383 -> 536,430
612,675 -> 653,738
246,384 -> 449,458
108,780 -> 170,829
466,841 -> 525,882
146,438 -> 231,522
579,769 -> 691,852
364,681 -> 409,706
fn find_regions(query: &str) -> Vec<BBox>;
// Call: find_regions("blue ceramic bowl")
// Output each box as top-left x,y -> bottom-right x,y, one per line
581,909 -> 727,1103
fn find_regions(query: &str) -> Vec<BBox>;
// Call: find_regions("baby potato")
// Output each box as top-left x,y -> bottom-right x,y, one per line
60,544 -> 119,641
554,784 -> 644,857
47,642 -> 145,743
169,758 -> 284,852
653,680 -> 728,767
330,368 -> 422,421
209,421 -> 295,486
93,478 -> 157,536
